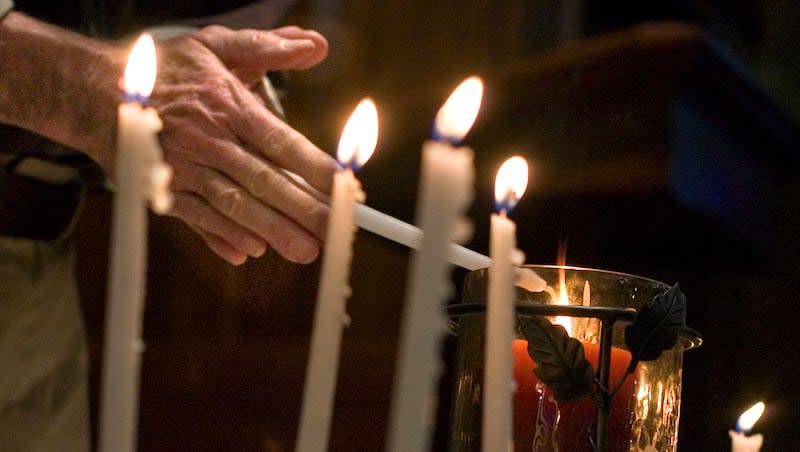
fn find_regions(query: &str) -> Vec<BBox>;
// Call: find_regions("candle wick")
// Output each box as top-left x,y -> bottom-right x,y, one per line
495,193 -> 517,215
122,90 -> 149,105
430,125 -> 461,146
340,157 -> 361,173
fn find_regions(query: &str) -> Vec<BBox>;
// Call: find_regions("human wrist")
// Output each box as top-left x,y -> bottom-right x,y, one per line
0,12 -> 125,175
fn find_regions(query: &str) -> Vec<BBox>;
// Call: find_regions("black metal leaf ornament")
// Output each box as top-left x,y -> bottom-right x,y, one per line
519,315 -> 594,403
624,284 -> 687,373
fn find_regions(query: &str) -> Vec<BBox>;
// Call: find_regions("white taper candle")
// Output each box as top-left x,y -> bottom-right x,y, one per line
296,99 -> 378,452
730,402 -> 766,452
100,34 -> 172,452
484,156 -> 528,452
387,77 -> 481,452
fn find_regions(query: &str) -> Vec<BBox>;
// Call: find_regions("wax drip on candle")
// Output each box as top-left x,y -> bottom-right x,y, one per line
120,34 -> 173,213
148,165 -> 174,214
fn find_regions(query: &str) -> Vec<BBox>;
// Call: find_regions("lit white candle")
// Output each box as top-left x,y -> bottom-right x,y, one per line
729,401 -> 765,452
484,156 -> 528,452
387,76 -> 482,452
296,99 -> 378,452
99,34 -> 173,452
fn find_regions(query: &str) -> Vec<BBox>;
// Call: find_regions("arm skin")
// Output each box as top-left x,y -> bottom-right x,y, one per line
0,12 -> 338,265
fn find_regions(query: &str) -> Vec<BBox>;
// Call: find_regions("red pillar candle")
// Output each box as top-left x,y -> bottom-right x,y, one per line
512,339 -> 637,451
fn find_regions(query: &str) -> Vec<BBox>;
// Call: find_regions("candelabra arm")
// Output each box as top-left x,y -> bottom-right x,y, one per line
594,318 -> 616,452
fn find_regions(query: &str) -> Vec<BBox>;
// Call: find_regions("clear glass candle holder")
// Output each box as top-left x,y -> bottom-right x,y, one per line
447,265 -> 702,452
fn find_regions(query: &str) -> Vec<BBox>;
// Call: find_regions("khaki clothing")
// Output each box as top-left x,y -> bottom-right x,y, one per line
0,236 -> 90,451
0,0 -> 12,18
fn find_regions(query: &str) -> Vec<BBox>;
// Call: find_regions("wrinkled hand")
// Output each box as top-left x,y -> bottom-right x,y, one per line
152,25 -> 337,265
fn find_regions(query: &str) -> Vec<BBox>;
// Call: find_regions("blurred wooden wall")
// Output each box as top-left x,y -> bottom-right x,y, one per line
75,1 -> 800,451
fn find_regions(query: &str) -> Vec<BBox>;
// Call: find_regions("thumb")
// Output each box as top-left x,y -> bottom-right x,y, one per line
194,25 -> 328,73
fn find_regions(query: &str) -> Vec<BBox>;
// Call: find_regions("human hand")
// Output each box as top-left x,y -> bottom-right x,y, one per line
151,25 -> 337,265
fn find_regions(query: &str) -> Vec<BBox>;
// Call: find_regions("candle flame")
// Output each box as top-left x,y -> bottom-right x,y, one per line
433,76 -> 483,143
554,241 -> 572,333
337,98 -> 379,171
554,275 -> 572,333
122,34 -> 157,100
737,401 -> 765,432
494,156 -> 528,213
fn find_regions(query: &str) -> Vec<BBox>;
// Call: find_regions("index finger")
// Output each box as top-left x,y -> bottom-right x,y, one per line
194,25 -> 328,73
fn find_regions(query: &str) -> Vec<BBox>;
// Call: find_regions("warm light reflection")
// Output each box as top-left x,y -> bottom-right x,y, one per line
433,76 -> 483,143
637,383 -> 651,419
337,98 -> 379,170
637,384 -> 650,402
122,34 -> 157,99
737,402 -> 765,432
582,280 -> 591,307
494,156 -> 528,213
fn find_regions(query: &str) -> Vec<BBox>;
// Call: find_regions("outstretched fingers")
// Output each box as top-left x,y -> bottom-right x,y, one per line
194,25 -> 328,75
153,27 -> 333,265
171,159 -> 322,264
169,191 -> 267,263
268,26 -> 328,69
190,224 -> 248,266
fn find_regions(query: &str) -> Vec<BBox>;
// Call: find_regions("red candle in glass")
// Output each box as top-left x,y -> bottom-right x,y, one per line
512,339 -> 637,451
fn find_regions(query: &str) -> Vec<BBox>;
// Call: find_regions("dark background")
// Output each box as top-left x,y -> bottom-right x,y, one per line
69,0 -> 800,450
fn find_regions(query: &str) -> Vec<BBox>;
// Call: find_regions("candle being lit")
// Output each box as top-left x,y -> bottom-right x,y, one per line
512,339 -> 634,450
730,401 -> 765,452
387,76 -> 482,452
99,34 -> 172,452
516,263 -> 636,450
484,156 -> 528,452
554,270 -> 573,333
296,99 -> 378,452
281,176 -> 547,290
554,245 -> 572,333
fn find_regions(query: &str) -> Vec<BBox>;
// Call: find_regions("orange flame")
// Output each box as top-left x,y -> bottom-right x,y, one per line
554,240 -> 572,334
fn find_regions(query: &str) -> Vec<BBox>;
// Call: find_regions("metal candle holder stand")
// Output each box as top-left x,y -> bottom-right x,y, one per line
446,303 -> 702,452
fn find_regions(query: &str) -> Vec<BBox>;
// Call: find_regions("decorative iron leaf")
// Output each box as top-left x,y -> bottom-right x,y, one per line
519,315 -> 594,403
624,284 -> 687,371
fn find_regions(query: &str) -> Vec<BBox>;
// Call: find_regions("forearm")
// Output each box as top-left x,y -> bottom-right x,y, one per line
0,12 -> 124,172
